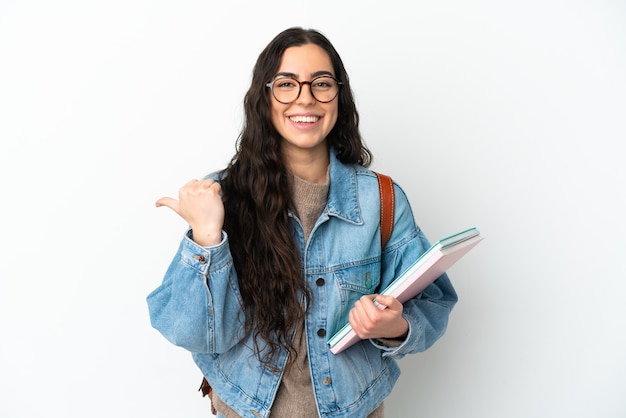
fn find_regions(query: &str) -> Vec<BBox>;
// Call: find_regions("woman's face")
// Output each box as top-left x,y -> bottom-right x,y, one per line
269,44 -> 339,160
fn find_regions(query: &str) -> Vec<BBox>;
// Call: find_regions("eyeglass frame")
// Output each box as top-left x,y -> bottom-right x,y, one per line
265,74 -> 343,104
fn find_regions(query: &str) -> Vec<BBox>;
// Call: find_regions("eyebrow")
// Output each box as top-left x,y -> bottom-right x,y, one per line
273,70 -> 335,79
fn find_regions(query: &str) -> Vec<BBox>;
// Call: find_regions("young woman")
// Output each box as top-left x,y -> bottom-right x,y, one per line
147,27 -> 458,418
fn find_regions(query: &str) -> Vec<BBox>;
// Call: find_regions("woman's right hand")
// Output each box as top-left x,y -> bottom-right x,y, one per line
155,179 -> 225,247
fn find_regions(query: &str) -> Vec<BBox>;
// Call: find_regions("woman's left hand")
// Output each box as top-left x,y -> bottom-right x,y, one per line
348,294 -> 409,340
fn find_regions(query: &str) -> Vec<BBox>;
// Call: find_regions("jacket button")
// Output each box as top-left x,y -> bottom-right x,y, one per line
317,328 -> 326,337
316,278 -> 325,286
323,377 -> 332,385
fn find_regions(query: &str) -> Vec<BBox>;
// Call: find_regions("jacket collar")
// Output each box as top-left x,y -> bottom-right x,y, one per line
326,147 -> 363,226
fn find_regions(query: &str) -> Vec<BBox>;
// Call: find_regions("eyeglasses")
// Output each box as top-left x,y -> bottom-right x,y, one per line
266,75 -> 343,104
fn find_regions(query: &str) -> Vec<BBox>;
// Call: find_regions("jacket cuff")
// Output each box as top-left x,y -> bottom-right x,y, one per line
370,320 -> 413,358
181,229 -> 231,273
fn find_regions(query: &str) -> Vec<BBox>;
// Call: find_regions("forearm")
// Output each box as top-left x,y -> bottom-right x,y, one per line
376,274 -> 457,357
147,231 -> 245,353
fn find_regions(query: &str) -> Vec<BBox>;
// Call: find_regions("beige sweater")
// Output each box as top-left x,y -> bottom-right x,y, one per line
213,172 -> 384,417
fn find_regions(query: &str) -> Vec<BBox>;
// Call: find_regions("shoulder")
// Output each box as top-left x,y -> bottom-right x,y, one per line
362,169 -> 419,237
354,165 -> 379,188
202,170 -> 227,182
354,166 -> 417,221
354,167 -> 412,206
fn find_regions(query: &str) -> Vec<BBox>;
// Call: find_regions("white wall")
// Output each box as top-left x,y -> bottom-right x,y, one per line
1,1 -> 624,417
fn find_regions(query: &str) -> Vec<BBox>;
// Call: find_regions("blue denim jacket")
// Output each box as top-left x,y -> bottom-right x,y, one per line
147,148 -> 457,418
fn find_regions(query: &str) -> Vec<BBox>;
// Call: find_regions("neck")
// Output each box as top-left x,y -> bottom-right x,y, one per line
284,146 -> 330,184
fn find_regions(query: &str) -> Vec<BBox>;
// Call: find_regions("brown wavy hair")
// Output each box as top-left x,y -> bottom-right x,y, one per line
219,27 -> 372,365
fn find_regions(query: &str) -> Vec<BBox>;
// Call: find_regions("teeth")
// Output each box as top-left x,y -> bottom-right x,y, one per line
290,115 -> 319,123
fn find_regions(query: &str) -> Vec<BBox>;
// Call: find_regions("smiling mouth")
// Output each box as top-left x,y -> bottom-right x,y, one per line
289,115 -> 320,123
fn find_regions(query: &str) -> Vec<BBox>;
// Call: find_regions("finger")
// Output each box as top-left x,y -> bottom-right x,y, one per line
202,180 -> 221,194
209,181 -> 221,192
155,196 -> 180,214
201,179 -> 216,188
201,180 -> 222,196
359,294 -> 379,311
350,299 -> 378,336
348,308 -> 365,336
355,296 -> 381,323
180,179 -> 220,196
188,178 -> 216,189
373,295 -> 399,310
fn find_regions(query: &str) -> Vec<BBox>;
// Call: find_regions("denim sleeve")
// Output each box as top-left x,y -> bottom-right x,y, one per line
146,230 -> 245,354
370,185 -> 458,359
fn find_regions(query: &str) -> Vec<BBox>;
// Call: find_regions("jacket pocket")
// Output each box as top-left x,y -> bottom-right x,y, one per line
333,260 -> 381,305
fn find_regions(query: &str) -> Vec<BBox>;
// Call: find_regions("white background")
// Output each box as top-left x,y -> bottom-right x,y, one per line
1,1 -> 625,417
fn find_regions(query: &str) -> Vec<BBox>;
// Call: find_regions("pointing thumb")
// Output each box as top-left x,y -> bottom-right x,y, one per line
155,196 -> 180,214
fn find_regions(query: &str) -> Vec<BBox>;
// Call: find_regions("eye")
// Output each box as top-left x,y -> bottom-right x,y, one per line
274,78 -> 298,89
312,77 -> 335,89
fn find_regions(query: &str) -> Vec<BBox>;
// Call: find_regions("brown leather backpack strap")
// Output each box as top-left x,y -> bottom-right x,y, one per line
376,172 -> 395,249
199,377 -> 217,415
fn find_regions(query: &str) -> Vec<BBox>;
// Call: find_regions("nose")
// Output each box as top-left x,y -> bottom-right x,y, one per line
296,81 -> 316,105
